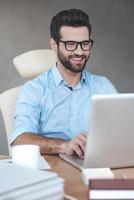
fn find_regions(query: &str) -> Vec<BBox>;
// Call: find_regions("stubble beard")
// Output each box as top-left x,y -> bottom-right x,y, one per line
57,49 -> 90,73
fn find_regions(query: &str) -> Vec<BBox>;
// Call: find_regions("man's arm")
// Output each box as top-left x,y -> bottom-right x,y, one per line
12,133 -> 87,159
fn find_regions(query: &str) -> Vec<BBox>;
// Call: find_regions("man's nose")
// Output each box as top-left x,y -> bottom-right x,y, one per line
74,44 -> 84,55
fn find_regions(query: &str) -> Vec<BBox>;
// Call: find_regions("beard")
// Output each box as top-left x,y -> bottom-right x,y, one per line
57,48 -> 90,73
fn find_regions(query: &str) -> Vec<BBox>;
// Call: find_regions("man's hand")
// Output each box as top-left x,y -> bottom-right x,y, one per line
12,132 -> 87,157
61,133 -> 87,159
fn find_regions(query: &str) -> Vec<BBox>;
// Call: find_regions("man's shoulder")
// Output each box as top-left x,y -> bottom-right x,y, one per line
85,70 -> 117,93
23,67 -> 53,88
18,67 -> 54,99
85,70 -> 109,83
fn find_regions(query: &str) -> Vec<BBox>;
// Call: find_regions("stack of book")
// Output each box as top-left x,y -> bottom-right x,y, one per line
0,161 -> 64,200
89,179 -> 134,199
81,168 -> 114,185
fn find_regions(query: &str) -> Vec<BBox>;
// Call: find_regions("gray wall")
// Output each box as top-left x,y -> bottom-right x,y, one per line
0,0 -> 134,154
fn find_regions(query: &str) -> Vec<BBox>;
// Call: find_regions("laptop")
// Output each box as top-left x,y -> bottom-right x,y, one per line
60,93 -> 134,170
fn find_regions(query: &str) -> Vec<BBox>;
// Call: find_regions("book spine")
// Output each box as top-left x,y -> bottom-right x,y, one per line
89,179 -> 134,190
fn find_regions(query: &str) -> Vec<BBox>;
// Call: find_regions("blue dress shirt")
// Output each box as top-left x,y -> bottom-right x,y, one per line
9,65 -> 117,144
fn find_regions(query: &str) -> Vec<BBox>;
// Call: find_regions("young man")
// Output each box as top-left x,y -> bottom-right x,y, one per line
10,9 -> 117,159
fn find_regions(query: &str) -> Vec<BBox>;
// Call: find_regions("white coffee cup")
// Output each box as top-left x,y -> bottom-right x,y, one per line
11,144 -> 40,170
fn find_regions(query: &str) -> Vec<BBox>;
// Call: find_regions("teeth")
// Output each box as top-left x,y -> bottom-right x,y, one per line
72,57 -> 83,61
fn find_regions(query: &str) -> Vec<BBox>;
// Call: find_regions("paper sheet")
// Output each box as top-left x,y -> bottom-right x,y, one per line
0,156 -> 51,170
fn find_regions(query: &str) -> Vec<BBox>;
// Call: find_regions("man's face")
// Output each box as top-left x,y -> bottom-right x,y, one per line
57,26 -> 91,73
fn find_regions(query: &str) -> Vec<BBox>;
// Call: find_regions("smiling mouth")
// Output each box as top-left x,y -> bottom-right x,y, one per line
70,56 -> 86,64
71,57 -> 83,61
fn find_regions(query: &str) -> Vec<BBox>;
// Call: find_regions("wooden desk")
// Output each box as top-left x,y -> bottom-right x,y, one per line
45,155 -> 134,200
45,155 -> 88,200
1,154 -> 134,200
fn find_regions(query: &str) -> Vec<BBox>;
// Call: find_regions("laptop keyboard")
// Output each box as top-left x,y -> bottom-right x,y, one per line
59,153 -> 84,170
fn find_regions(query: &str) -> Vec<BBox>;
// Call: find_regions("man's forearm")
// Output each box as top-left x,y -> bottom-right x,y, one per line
11,133 -> 67,155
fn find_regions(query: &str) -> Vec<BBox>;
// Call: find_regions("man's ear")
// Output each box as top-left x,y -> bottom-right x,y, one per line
50,38 -> 58,54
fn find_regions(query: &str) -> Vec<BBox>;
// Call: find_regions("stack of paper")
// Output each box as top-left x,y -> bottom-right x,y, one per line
89,179 -> 134,199
0,161 -> 64,200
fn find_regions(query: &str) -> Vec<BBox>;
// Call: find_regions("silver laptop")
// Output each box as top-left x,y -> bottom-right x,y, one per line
60,93 -> 134,170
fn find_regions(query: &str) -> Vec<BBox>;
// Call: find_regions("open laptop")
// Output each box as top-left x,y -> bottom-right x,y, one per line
60,93 -> 134,170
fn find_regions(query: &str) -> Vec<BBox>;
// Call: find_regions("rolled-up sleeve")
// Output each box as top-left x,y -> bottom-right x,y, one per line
9,78 -> 43,144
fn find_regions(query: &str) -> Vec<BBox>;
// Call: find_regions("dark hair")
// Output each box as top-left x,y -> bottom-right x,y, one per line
50,9 -> 92,41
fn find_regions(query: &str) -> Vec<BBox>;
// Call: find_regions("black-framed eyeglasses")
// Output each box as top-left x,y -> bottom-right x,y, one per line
57,39 -> 94,51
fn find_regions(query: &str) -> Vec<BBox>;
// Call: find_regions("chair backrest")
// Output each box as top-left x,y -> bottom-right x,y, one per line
0,87 -> 21,138
0,49 -> 57,141
13,49 -> 57,79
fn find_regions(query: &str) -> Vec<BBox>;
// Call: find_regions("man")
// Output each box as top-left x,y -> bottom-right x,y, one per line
10,9 -> 117,159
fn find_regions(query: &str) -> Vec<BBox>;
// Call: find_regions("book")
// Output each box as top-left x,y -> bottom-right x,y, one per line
81,168 -> 114,185
89,179 -> 134,199
0,161 -> 64,199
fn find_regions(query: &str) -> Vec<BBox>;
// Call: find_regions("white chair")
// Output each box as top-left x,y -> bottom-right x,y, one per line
13,49 -> 57,79
0,49 -> 57,142
0,87 -> 21,139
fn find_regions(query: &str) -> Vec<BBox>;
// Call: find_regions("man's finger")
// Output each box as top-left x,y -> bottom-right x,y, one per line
73,144 -> 84,159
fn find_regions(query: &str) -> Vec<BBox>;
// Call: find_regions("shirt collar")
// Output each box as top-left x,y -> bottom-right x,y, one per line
81,70 -> 89,85
52,64 -> 90,87
52,65 -> 63,87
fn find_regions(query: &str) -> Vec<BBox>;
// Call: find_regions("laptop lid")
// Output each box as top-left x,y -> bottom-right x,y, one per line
84,93 -> 134,168
60,93 -> 134,169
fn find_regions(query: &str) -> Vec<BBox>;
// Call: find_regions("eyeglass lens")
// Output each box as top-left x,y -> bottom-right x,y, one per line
64,40 -> 93,51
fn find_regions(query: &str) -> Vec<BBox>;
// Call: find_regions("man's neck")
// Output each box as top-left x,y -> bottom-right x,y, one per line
57,64 -> 82,88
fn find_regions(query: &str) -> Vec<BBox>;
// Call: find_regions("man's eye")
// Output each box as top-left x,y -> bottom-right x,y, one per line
82,42 -> 89,46
66,42 -> 76,46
